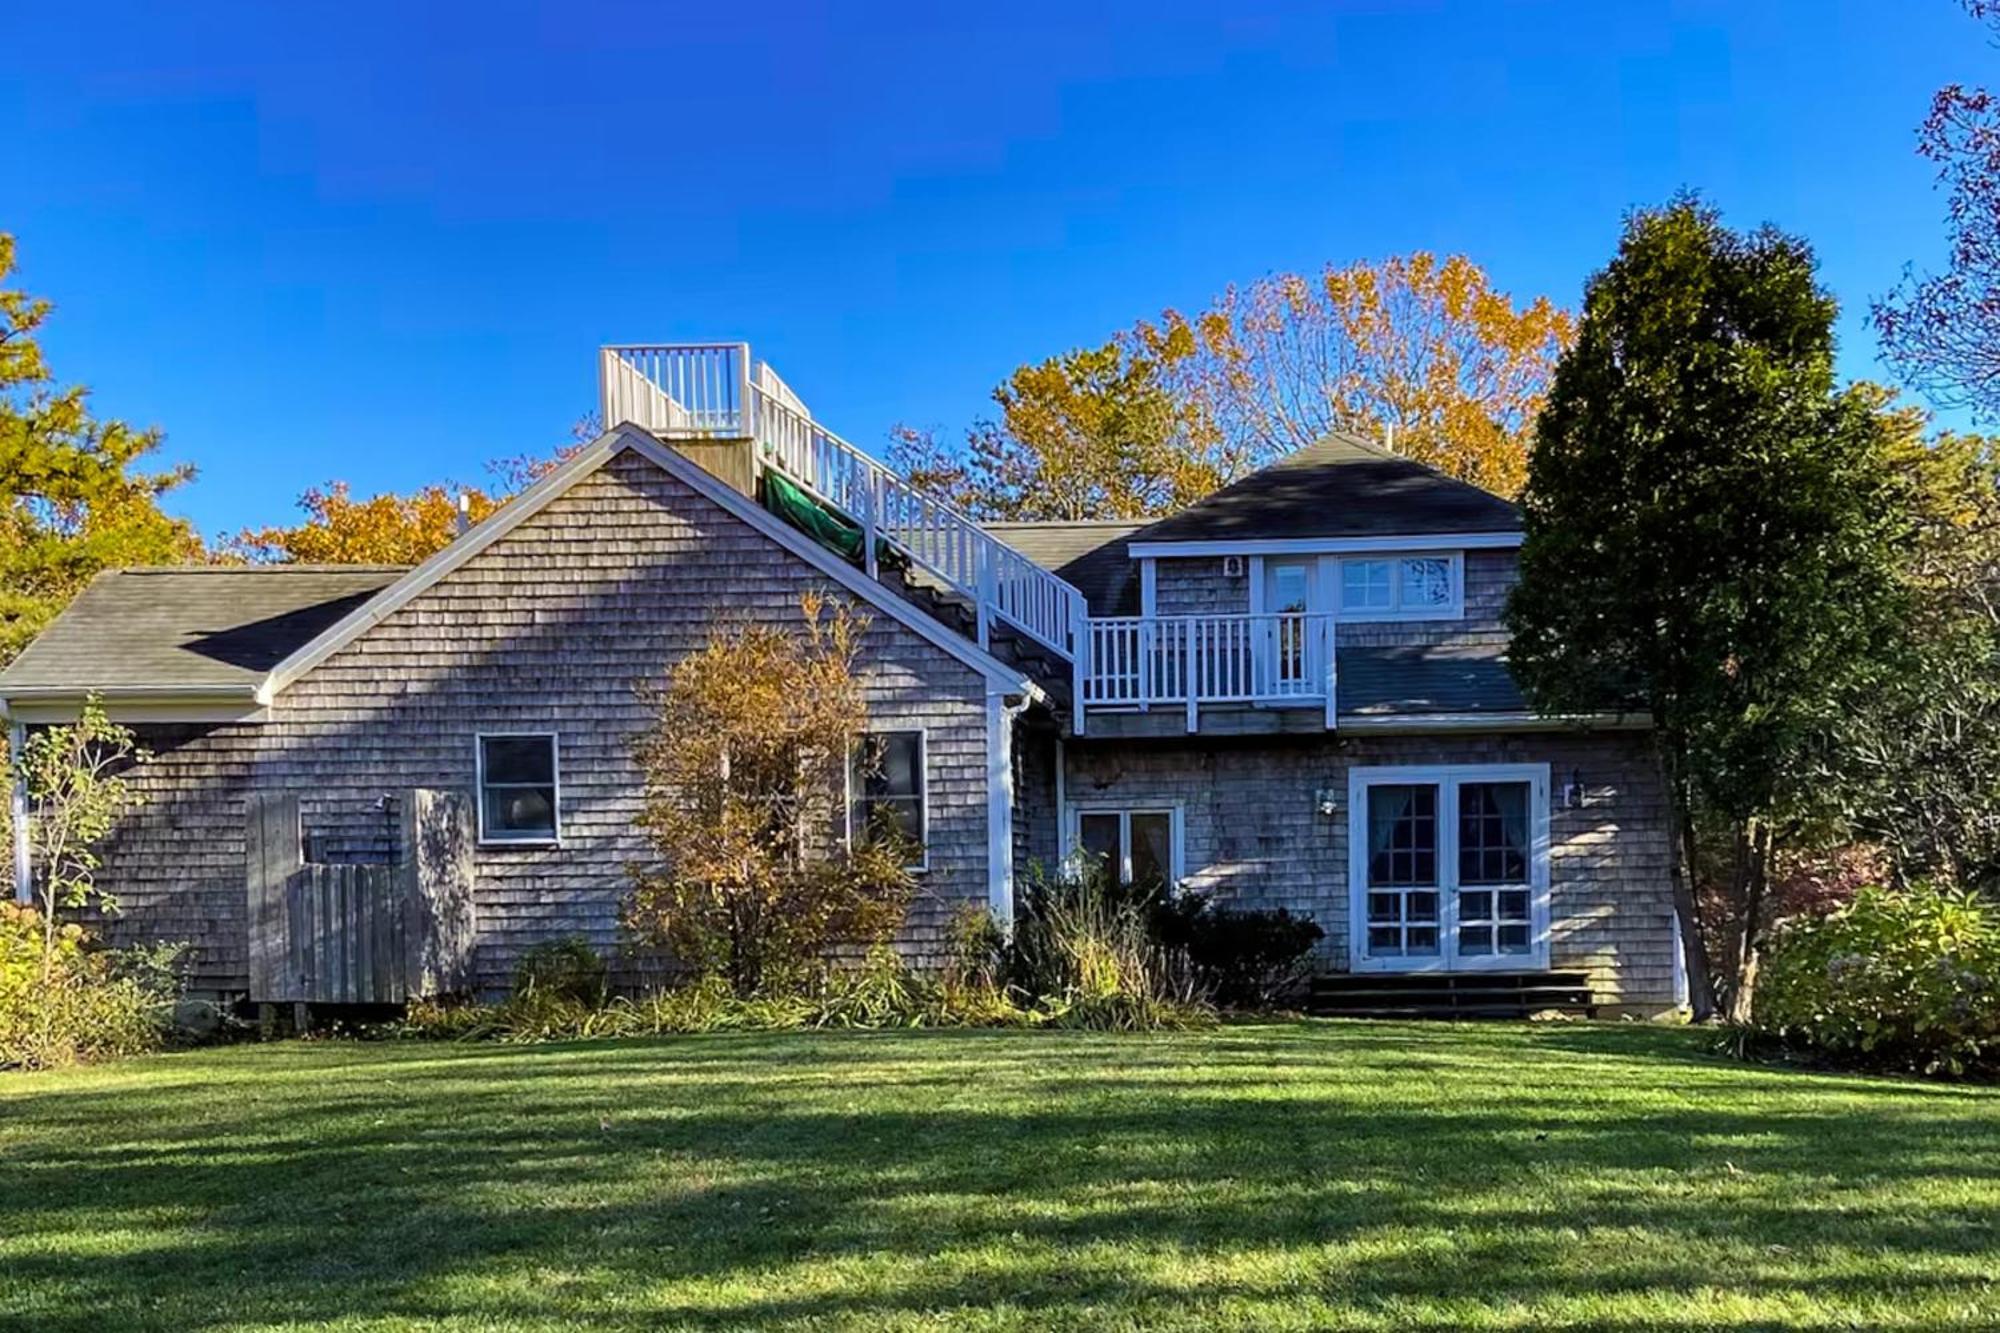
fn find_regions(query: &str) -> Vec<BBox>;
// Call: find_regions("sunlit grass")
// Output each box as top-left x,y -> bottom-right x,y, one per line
1,1022 -> 1996,1330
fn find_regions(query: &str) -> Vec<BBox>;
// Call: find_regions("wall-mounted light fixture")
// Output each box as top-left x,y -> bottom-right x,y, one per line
1315,787 -> 1340,817
1562,768 -> 1586,809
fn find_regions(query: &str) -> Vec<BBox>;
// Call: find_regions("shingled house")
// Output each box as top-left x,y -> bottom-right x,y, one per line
0,343 -> 1681,1016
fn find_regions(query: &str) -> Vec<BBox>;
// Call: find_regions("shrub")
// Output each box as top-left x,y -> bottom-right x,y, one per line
1008,865 -> 1209,1027
399,954 -> 1040,1043
1154,892 -> 1324,1008
1752,883 -> 2000,1077
0,903 -> 178,1070
625,596 -> 915,994
513,937 -> 608,1006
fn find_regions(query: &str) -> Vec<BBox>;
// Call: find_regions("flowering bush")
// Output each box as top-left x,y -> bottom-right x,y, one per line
1753,884 -> 2000,1078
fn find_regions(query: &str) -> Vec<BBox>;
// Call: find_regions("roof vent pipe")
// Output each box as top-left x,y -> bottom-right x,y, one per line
1383,422 -> 1397,454
454,491 -> 472,536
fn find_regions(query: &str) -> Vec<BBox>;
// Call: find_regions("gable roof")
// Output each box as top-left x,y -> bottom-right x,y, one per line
0,566 -> 406,699
256,427 -> 1034,703
983,521 -> 1146,616
1130,433 -> 1521,547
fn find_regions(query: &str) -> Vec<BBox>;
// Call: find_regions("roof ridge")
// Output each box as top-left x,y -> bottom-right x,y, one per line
980,519 -> 1150,529
114,564 -> 414,575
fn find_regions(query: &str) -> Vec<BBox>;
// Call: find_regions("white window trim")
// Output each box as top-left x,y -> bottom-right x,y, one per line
846,727 -> 931,873
1327,552 -> 1465,622
474,731 -> 562,848
1065,802 -> 1186,887
1345,763 -> 1550,974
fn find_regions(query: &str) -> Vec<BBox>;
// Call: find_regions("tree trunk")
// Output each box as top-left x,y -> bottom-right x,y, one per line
1724,821 -> 1772,1025
1665,760 -> 1717,1020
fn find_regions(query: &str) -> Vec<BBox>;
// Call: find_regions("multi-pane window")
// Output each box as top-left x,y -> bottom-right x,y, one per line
477,733 -> 559,843
1337,554 -> 1461,618
850,731 -> 927,864
1457,781 -> 1532,956
1364,784 -> 1441,957
1076,808 -> 1178,889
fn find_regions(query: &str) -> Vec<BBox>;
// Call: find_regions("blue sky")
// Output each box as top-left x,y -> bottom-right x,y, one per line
0,1 -> 1984,538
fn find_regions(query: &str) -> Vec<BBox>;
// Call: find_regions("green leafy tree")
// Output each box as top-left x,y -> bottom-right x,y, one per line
1507,199 -> 1919,1022
1827,393 -> 2000,887
12,699 -> 143,976
0,234 -> 199,662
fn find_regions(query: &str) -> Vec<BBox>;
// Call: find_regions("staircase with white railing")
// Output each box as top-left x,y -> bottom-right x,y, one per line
600,343 -> 1089,668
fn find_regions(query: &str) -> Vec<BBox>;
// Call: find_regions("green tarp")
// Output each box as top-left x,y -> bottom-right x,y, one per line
761,468 -> 865,563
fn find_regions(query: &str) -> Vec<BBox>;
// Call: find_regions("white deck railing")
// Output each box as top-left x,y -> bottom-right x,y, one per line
1080,613 -> 1337,730
600,343 -> 1088,661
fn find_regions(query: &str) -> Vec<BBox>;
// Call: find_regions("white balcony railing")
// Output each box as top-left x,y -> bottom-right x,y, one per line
600,343 -> 1087,662
1080,612 -> 1337,730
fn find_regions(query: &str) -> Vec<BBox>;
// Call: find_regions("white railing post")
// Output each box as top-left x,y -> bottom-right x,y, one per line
1184,621 -> 1198,732
861,469 -> 880,580
736,342 -> 753,439
597,348 -> 615,430
976,544 -> 994,649
1071,604 -> 1088,736
1138,618 -> 1152,712
1324,616 -> 1339,730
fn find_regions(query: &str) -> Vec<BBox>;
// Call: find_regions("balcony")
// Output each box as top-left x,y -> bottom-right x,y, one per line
1077,612 -> 1336,734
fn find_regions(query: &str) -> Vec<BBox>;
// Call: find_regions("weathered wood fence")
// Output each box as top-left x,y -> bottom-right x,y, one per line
245,789 -> 477,1005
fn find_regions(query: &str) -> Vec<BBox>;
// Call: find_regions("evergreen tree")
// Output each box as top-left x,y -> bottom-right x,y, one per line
1507,199 -> 1917,1020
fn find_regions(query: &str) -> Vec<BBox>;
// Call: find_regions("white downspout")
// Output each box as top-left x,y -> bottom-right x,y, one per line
9,719 -> 30,905
986,689 -> 1019,933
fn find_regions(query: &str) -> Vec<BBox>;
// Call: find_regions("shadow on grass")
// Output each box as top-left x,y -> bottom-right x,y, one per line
1,1023 -> 1996,1330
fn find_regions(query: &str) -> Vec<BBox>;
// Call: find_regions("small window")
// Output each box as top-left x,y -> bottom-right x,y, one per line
1072,807 -> 1180,889
477,733 -> 559,844
1338,554 -> 1462,618
1341,559 -> 1394,612
850,731 -> 927,865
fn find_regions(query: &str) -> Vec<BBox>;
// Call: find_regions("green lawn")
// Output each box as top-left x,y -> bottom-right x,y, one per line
1,1024 -> 1996,1331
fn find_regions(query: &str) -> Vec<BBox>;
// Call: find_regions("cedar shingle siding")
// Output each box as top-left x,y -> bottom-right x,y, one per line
1062,731 -> 1676,1010
93,450 -> 993,996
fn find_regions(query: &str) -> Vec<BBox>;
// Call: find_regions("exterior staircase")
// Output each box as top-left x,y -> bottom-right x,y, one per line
601,344 -> 1088,708
1305,970 -> 1597,1019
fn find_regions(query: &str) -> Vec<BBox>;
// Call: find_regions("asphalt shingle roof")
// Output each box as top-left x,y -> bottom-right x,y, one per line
1337,643 -> 1526,716
983,521 -> 1147,616
1132,433 -> 1521,544
0,566 -> 408,694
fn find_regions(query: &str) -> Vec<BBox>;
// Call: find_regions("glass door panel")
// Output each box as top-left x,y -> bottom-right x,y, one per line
1456,781 -> 1533,958
1260,557 -> 1314,693
1364,783 -> 1441,958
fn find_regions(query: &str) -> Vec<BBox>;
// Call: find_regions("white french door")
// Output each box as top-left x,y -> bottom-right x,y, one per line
1346,764 -> 1551,972
1255,556 -> 1318,695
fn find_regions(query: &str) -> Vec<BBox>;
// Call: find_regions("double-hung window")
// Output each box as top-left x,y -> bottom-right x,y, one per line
850,730 -> 927,867
1335,554 -> 1462,619
1072,807 -> 1181,890
477,733 -> 560,844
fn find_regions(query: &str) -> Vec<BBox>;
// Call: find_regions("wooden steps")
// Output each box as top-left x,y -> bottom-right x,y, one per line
1305,970 -> 1596,1020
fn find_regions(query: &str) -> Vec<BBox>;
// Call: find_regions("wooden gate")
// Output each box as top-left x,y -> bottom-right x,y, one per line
287,863 -> 407,1004
245,790 -> 476,1004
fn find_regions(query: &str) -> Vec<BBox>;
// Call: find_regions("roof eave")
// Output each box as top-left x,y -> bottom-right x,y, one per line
1126,531 -> 1523,559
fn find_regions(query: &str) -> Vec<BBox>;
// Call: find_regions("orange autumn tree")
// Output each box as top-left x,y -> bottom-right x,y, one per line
1132,252 -> 1574,497
227,429 -> 591,564
901,254 -> 1572,518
